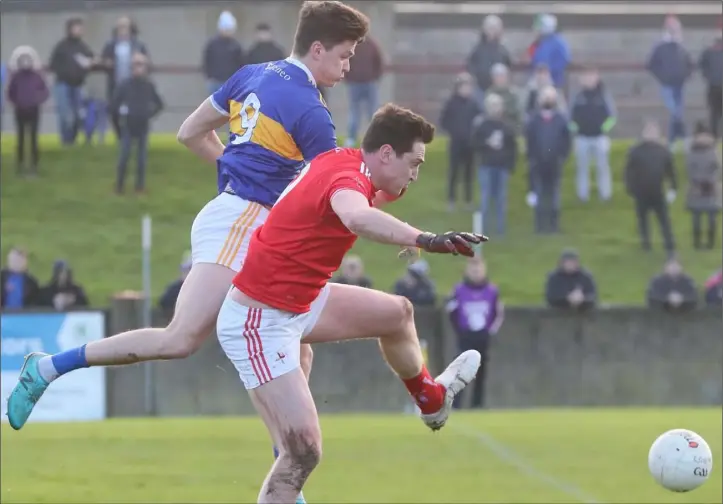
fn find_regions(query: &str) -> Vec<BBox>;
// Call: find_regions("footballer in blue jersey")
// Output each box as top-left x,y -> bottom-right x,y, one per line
6,6 -> 369,503
209,58 -> 336,208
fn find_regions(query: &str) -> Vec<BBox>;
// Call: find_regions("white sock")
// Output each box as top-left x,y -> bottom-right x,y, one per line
37,356 -> 60,382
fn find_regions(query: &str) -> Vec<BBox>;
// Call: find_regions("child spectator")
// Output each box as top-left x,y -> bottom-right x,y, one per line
685,121 -> 721,250
6,45 -> 48,176
110,53 -> 163,194
440,72 -> 481,212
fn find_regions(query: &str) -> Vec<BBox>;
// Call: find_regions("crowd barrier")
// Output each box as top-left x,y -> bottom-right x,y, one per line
1,302 -> 719,423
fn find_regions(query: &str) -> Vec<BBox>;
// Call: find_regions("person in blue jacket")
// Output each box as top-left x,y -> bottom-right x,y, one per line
0,62 -> 7,130
530,14 -> 571,90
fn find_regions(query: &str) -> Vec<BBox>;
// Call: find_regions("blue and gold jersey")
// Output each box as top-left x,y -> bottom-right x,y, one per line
210,58 -> 336,207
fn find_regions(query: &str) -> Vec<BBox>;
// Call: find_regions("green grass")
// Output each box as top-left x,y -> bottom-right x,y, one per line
1,408 -> 721,503
1,134 -> 720,305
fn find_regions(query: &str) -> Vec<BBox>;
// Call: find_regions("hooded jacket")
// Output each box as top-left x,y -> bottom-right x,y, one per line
6,46 -> 49,110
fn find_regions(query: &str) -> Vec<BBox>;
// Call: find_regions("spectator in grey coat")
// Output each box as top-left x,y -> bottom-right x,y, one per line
202,11 -> 244,95
101,16 -> 150,139
570,67 -> 616,202
525,86 -> 571,234
647,259 -> 698,313
699,31 -> 723,137
466,15 -> 512,105
624,120 -> 677,254
394,259 -> 437,307
685,121 -> 722,249
646,15 -> 694,148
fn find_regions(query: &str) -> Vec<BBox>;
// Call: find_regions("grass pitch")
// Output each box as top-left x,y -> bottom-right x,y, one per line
1,408 -> 720,503
1,135 -> 720,305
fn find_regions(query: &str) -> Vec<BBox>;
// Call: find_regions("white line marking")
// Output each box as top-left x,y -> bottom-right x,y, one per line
455,424 -> 603,504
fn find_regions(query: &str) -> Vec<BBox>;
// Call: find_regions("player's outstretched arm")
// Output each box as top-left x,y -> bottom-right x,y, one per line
177,98 -> 228,164
331,190 -> 487,256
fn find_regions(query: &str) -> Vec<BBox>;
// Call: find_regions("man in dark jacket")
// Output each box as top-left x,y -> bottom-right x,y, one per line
344,36 -> 384,147
646,16 -> 694,147
466,15 -> 512,105
624,120 -> 678,254
545,249 -> 597,311
525,86 -> 571,234
440,73 -> 482,212
38,260 -> 89,311
246,23 -> 286,66
330,255 -> 372,288
202,11 -> 245,95
473,93 -> 517,235
48,18 -> 94,146
570,68 -> 616,202
1,247 -> 40,309
699,32 -> 723,137
647,258 -> 698,313
101,16 -> 150,139
110,53 -> 164,194
394,260 -> 437,307
159,254 -> 192,315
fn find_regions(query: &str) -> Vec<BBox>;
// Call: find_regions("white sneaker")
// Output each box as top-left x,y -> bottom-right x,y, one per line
420,350 -> 481,431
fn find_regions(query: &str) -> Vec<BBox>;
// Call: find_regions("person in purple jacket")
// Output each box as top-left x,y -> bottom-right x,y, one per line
7,45 -> 49,176
446,257 -> 504,409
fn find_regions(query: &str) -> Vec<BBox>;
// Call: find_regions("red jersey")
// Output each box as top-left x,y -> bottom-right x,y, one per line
233,148 -> 376,313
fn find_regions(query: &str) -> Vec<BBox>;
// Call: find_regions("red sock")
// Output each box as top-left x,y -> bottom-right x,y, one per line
402,365 -> 445,414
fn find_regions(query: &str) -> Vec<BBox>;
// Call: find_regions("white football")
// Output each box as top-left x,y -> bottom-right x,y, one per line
648,429 -> 713,492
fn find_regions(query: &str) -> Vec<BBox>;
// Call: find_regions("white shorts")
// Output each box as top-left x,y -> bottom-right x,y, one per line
216,286 -> 331,390
191,193 -> 270,272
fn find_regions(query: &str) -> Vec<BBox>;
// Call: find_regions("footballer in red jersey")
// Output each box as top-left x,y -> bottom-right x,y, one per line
215,103 -> 488,503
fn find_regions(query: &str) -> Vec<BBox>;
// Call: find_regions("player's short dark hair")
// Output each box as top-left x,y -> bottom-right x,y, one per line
293,1 -> 369,56
362,103 -> 435,156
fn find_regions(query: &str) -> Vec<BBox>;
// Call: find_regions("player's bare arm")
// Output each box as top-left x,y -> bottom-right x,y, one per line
331,189 -> 487,255
177,98 -> 227,164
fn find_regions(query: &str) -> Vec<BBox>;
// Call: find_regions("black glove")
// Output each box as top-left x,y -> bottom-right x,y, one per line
415,232 -> 488,257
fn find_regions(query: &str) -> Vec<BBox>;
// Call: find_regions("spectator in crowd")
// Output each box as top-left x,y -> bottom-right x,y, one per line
440,72 -> 481,212
39,260 -> 89,311
202,11 -> 245,96
159,253 -> 192,314
331,255 -> 372,288
1,247 -> 40,309
7,45 -> 49,177
447,257 -> 504,409
646,258 -> 698,313
394,259 -> 437,307
0,61 -> 6,130
685,121 -> 721,250
246,23 -> 285,65
110,53 -> 164,195
48,17 -> 95,146
624,120 -> 678,254
646,15 -> 694,149
101,16 -> 150,139
699,29 -> 723,137
703,269 -> 722,307
525,86 -> 571,234
530,14 -> 570,90
343,36 -> 384,147
473,93 -> 517,235
524,63 -> 567,120
465,14 -> 512,105
545,248 -> 597,311
487,63 -> 521,132
570,67 -> 616,202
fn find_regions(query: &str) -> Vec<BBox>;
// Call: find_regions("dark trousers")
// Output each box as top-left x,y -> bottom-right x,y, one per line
447,142 -> 474,204
532,170 -> 561,234
116,129 -> 149,193
14,106 -> 40,172
707,85 -> 722,138
453,330 -> 491,409
635,197 -> 675,252
691,210 -> 719,249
